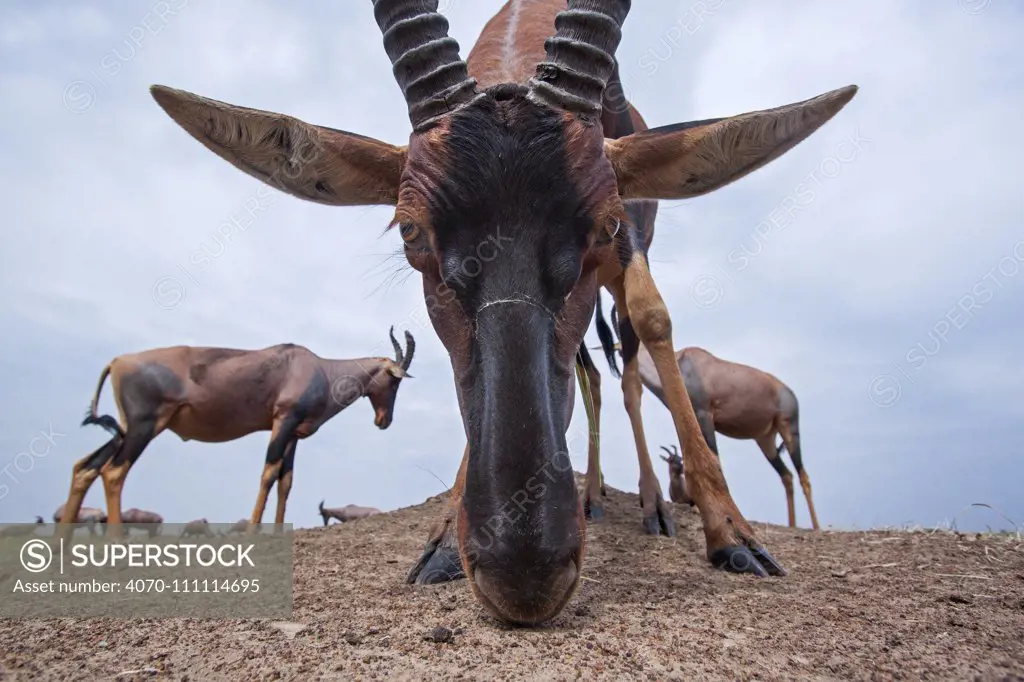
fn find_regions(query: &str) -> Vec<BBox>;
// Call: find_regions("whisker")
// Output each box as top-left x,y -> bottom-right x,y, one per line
362,247 -> 413,299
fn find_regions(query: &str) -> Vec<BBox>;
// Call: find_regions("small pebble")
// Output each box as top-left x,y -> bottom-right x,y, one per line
424,626 -> 454,643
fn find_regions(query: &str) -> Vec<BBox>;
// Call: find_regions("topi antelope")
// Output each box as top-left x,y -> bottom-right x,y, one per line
180,518 -> 213,538
53,503 -> 107,535
57,328 -> 415,540
318,500 -> 382,526
659,445 -> 690,507
146,0 -> 856,625
605,303 -> 820,529
121,507 -> 165,538
646,348 -> 819,530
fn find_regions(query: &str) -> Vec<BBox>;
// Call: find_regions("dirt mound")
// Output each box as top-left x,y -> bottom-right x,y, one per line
2,480 -> 1023,681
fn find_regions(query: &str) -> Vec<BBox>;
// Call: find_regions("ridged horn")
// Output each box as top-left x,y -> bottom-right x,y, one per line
389,325 -> 405,367
528,0 -> 631,119
401,330 -> 416,371
371,0 -> 483,131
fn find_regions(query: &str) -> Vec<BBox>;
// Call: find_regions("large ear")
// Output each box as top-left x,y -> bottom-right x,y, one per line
150,85 -> 407,206
604,85 -> 858,201
386,364 -> 412,380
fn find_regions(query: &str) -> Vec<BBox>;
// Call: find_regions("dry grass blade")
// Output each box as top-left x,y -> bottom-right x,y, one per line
950,503 -> 1023,541
929,573 -> 993,580
115,668 -> 159,678
860,562 -> 901,570
415,464 -> 452,495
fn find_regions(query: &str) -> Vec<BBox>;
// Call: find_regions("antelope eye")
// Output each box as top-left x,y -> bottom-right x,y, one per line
399,222 -> 421,244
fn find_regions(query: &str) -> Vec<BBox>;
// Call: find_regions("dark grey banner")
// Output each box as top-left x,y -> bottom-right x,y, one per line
0,523 -> 293,618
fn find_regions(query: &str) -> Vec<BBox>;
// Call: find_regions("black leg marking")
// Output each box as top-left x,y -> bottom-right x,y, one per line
785,429 -> 805,473
694,410 -> 719,456
82,438 -> 121,472
278,440 -> 297,480
618,315 -> 640,367
266,414 -> 301,466
109,419 -> 157,469
767,446 -> 794,479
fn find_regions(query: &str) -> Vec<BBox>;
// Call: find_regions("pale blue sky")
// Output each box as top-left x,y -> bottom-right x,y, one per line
1,0 -> 1021,534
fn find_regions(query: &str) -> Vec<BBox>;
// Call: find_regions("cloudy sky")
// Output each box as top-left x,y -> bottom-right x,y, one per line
1,1 -> 1021,538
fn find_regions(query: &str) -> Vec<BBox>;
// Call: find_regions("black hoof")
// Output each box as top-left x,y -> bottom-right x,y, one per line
642,497 -> 676,537
407,545 -> 465,585
710,544 -> 786,578
584,499 -> 605,522
748,544 -> 787,577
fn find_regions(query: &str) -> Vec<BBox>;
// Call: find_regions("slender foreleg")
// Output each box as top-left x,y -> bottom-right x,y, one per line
57,437 -> 121,543
250,413 -> 299,528
778,421 -> 819,530
273,440 -> 298,526
99,418 -> 158,540
756,434 -> 796,528
620,250 -> 785,576
606,278 -> 675,537
576,343 -> 605,521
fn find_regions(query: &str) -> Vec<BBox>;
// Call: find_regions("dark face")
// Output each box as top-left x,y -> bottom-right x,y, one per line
397,87 -> 623,625
367,369 -> 403,430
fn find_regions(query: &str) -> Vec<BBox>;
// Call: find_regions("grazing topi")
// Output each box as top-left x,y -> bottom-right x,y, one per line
57,329 -> 415,538
120,507 -> 165,538
318,500 -> 382,525
603,301 -> 820,529
144,0 -> 856,624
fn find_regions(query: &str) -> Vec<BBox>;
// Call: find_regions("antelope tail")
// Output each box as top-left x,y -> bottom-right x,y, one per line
594,294 -> 621,378
81,364 -> 125,439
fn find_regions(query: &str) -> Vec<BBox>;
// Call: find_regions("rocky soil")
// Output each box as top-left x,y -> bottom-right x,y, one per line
2,479 -> 1023,681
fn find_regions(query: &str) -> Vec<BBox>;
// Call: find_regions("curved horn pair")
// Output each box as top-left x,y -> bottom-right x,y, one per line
660,445 -> 680,458
388,326 -> 416,371
371,0 -> 631,130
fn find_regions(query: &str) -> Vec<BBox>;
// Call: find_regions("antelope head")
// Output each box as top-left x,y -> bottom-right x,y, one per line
368,326 -> 415,429
660,444 -> 683,477
148,0 -> 856,625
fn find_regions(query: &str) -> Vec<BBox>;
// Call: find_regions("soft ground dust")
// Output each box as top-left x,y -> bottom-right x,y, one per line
2,478 -> 1023,681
